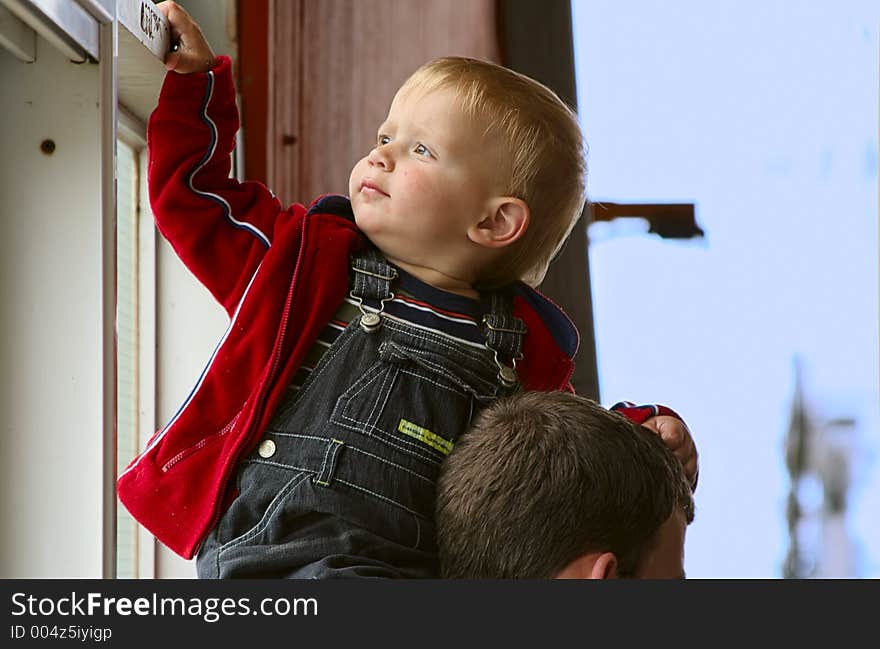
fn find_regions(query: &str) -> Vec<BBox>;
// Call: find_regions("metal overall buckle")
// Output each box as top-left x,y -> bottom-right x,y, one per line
350,265 -> 398,333
482,316 -> 525,388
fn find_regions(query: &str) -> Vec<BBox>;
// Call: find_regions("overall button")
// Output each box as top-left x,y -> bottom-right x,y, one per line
360,312 -> 382,332
257,439 -> 276,458
498,366 -> 518,387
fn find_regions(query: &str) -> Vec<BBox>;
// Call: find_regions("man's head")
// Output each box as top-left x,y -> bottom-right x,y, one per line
436,391 -> 695,579
349,57 -> 586,291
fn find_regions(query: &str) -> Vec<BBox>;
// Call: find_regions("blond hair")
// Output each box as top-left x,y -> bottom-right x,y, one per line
400,57 -> 587,287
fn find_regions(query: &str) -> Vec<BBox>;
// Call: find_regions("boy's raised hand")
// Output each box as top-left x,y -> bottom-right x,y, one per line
643,415 -> 699,489
156,1 -> 217,74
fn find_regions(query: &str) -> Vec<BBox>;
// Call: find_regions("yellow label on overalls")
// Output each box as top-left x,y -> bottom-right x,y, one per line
398,419 -> 454,456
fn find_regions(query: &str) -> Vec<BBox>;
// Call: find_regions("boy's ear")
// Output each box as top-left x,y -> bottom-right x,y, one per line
468,198 -> 530,249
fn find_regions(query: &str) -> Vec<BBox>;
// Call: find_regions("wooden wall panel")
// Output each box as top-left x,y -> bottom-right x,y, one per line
268,0 -> 303,205
267,0 -> 499,206
237,0 -> 269,185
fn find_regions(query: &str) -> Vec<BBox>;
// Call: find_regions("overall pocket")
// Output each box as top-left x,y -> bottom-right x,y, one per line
330,340 -> 485,467
215,466 -> 311,556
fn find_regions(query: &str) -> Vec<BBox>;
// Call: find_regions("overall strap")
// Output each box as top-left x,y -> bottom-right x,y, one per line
481,290 -> 527,388
350,245 -> 528,389
350,245 -> 397,301
349,245 -> 397,332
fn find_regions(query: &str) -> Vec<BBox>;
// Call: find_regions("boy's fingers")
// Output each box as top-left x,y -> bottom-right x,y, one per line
652,419 -> 697,461
684,457 -> 699,488
679,439 -> 696,466
155,1 -> 216,74
164,50 -> 181,71
650,417 -> 687,450
157,1 -> 185,66
157,1 -> 194,47
644,415 -> 699,487
676,434 -> 694,457
680,442 -> 698,479
664,428 -> 686,451
156,1 -> 191,23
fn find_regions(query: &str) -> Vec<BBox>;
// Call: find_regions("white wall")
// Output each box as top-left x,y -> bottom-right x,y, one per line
153,242 -> 227,578
0,37 -> 105,577
0,0 -> 242,578
152,0 -> 237,579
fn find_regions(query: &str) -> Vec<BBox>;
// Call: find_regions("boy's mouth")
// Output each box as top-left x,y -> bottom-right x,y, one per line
360,179 -> 390,197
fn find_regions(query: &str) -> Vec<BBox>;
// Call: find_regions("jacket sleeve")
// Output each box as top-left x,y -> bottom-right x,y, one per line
147,55 -> 283,316
609,401 -> 683,425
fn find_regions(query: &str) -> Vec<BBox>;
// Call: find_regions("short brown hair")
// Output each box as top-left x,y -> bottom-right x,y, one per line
400,57 -> 587,287
436,391 -> 694,578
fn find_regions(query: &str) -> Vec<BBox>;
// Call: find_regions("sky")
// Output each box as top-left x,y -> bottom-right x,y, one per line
572,0 -> 879,577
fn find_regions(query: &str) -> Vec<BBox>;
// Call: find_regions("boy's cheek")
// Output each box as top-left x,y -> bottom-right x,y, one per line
348,159 -> 367,196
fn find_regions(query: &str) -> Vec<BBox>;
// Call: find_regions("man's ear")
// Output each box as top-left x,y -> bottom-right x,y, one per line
468,198 -> 530,249
590,552 -> 619,579
555,551 -> 619,579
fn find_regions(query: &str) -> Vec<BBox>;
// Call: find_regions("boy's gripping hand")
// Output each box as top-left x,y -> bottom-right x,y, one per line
643,415 -> 699,489
156,1 -> 218,74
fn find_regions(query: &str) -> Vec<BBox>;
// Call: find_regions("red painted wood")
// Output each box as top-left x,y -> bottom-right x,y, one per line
239,0 -> 500,205
237,0 -> 270,185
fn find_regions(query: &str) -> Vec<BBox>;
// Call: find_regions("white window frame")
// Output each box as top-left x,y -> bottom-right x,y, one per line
117,107 -> 157,579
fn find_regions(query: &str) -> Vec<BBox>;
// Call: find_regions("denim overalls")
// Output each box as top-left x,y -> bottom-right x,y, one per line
196,246 -> 525,578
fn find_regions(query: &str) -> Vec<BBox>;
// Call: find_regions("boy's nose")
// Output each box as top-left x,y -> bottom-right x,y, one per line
368,145 -> 394,171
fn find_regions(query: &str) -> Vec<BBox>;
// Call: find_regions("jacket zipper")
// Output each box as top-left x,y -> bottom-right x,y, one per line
200,215 -> 310,547
251,215 -> 309,436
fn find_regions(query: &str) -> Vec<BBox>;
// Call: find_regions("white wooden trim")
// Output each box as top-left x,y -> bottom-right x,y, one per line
0,3 -> 35,61
137,145 -> 157,579
100,17 -> 118,579
118,0 -> 169,123
0,31 -> 104,577
118,104 -> 147,148
118,0 -> 169,60
0,0 -> 97,60
75,0 -> 113,23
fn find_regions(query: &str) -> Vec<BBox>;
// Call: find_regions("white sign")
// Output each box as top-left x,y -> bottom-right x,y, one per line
118,0 -> 169,61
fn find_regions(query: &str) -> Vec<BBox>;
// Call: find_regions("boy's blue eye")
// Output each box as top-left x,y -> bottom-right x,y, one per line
414,143 -> 432,158
377,135 -> 391,146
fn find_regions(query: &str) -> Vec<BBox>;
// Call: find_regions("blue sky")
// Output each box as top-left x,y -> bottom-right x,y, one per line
572,0 -> 879,577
